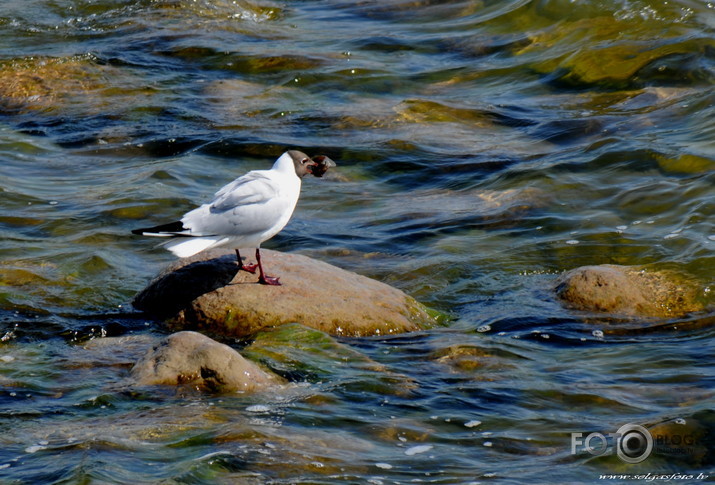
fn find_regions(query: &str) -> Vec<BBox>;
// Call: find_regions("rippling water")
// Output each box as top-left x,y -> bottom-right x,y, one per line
1,0 -> 714,483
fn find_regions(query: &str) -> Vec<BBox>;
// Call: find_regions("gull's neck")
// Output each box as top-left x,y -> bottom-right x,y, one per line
272,152 -> 297,175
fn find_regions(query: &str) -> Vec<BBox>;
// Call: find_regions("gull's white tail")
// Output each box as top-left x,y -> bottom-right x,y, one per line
164,237 -> 224,258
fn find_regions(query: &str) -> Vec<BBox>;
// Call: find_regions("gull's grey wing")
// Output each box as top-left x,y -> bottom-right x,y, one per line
209,171 -> 277,212
181,171 -> 294,237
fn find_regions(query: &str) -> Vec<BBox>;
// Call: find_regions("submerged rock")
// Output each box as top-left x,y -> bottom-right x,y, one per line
0,54 -> 149,114
243,323 -> 418,397
130,331 -> 280,392
432,345 -> 520,375
518,14 -> 707,89
647,412 -> 715,466
133,249 -> 438,338
0,56 -> 97,111
554,264 -> 706,318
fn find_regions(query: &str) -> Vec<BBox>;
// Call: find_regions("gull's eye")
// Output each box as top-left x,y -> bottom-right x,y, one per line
302,158 -> 310,164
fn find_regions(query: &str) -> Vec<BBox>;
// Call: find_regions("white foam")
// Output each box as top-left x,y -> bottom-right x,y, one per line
246,404 -> 271,413
25,444 -> 47,454
404,445 -> 433,456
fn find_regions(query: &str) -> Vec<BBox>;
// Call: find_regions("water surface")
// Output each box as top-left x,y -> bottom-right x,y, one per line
1,0 -> 714,483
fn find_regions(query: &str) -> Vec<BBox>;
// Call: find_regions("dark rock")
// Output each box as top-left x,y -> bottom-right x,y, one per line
554,264 -> 705,318
133,249 -> 439,338
130,331 -> 280,392
133,254 -> 241,319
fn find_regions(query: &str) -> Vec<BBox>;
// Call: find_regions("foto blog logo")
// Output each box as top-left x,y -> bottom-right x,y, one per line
571,423 -> 654,464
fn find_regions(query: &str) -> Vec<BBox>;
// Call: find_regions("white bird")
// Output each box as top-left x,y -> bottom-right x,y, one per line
132,150 -> 335,285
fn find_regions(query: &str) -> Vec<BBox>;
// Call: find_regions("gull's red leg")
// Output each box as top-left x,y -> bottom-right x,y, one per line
256,248 -> 281,286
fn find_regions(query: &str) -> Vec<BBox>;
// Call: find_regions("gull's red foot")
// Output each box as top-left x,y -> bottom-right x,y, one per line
258,275 -> 281,286
255,248 -> 280,285
235,249 -> 257,273
239,262 -> 258,274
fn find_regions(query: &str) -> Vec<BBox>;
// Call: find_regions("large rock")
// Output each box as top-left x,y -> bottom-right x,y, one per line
133,249 -> 438,338
130,331 -> 280,392
554,264 -> 705,318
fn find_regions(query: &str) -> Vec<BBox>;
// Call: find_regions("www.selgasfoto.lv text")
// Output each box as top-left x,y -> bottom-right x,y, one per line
599,472 -> 708,481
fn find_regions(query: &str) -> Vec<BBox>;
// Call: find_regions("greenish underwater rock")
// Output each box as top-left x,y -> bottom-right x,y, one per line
130,331 -> 281,392
243,322 -> 418,397
554,264 -> 706,319
133,249 -> 440,338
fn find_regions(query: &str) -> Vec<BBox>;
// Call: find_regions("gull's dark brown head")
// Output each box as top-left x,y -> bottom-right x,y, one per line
287,150 -> 317,178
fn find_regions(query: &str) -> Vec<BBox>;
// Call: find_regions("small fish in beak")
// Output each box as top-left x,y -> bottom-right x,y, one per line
308,155 -> 336,177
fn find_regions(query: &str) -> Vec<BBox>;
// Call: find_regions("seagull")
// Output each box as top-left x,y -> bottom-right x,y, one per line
132,150 -> 335,285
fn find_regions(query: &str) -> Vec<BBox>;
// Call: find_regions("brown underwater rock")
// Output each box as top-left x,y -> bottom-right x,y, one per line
648,415 -> 712,466
554,264 -> 705,318
0,55 -> 150,114
130,331 -> 280,392
133,249 -> 439,338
